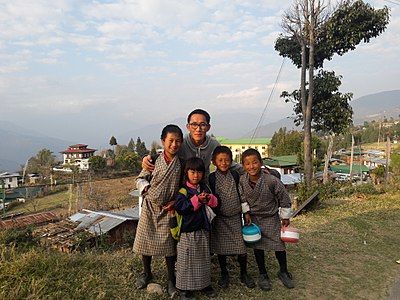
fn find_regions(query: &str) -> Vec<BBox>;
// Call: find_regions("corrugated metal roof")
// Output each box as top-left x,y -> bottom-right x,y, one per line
88,218 -> 125,235
76,213 -> 102,230
0,212 -> 58,230
69,212 -> 87,222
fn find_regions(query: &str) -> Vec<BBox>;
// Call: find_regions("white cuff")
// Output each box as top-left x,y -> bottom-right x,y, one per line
136,179 -> 150,195
241,202 -> 250,213
280,207 -> 292,219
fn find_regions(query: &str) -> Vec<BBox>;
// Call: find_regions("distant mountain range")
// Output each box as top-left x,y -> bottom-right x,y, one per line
1,89 -> 399,172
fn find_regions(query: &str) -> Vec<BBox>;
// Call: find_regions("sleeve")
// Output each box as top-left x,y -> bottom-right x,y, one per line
272,177 -> 292,219
206,194 -> 218,208
239,177 -> 250,213
174,188 -> 195,215
136,168 -> 151,195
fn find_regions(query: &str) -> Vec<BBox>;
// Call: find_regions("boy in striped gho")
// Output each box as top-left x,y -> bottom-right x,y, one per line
174,157 -> 218,300
133,124 -> 184,297
240,148 -> 294,291
208,146 -> 255,289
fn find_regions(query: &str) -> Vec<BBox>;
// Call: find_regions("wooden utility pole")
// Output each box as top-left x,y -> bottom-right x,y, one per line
323,135 -> 333,184
386,136 -> 391,183
349,135 -> 355,180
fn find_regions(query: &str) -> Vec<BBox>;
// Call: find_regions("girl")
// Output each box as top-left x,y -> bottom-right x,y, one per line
174,157 -> 218,300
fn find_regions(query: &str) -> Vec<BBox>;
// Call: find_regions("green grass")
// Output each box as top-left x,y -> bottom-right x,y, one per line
1,190 -> 400,299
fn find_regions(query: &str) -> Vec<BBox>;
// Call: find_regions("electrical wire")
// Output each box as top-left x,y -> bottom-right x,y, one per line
250,58 -> 286,143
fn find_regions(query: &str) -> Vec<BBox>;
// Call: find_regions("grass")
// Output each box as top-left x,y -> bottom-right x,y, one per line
6,176 -> 138,216
1,189 -> 400,299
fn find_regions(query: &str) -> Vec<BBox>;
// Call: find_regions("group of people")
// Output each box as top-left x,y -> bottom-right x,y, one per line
132,109 -> 294,300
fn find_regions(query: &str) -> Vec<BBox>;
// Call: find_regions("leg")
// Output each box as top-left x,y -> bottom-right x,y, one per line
135,255 -> 153,289
238,254 -> 255,288
165,255 -> 178,296
253,249 -> 271,291
217,255 -> 229,288
275,251 -> 294,289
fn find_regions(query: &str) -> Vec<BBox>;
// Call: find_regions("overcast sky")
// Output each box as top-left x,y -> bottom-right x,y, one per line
0,0 -> 399,142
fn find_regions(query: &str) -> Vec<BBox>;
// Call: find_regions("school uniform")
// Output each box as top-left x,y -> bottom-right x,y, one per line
210,170 -> 247,255
174,182 -> 218,291
239,173 -> 292,251
133,154 -> 183,257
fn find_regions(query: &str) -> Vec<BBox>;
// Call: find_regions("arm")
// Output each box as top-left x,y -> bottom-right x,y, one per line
142,155 -> 155,172
239,178 -> 251,224
271,176 -> 292,223
174,188 -> 195,215
136,169 -> 152,195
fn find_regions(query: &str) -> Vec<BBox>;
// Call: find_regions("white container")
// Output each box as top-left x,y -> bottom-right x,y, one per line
280,226 -> 299,243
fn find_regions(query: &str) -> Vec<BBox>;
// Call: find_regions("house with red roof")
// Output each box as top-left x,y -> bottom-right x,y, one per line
60,144 -> 96,171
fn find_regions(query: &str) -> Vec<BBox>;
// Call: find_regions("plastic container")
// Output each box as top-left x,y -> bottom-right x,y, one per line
242,223 -> 262,243
280,226 -> 299,243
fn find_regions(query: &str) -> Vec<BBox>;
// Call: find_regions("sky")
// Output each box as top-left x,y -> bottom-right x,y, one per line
0,0 -> 399,144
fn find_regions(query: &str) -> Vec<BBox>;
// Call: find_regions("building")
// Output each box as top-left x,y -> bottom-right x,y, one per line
217,137 -> 271,162
60,144 -> 96,171
0,172 -> 21,188
263,155 -> 299,175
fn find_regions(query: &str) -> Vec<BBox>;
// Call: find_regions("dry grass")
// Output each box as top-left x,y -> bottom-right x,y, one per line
1,188 -> 400,299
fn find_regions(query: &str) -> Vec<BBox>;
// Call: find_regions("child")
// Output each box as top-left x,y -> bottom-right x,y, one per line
240,148 -> 294,291
174,157 -> 218,300
133,124 -> 184,296
209,146 -> 255,289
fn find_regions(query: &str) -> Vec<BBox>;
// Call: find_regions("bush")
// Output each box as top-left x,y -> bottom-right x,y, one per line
0,227 -> 37,248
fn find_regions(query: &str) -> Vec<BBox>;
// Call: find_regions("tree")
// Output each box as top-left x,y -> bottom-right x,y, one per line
270,128 -> 303,156
109,136 -> 117,152
26,149 -> 57,178
89,156 -> 106,172
136,137 -> 149,158
150,141 -> 161,156
127,138 -> 136,152
276,0 -> 389,187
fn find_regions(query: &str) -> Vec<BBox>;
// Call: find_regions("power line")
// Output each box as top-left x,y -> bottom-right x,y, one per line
250,58 -> 286,143
383,0 -> 400,6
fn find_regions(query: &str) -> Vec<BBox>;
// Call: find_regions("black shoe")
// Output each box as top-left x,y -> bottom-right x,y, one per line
201,285 -> 216,298
180,290 -> 195,300
218,273 -> 229,289
240,273 -> 255,288
258,273 -> 272,291
135,272 -> 153,289
277,271 -> 294,289
167,280 -> 178,297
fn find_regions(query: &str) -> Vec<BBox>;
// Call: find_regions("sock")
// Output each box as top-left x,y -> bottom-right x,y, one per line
275,251 -> 288,273
142,255 -> 152,276
218,255 -> 228,275
237,254 -> 247,276
165,255 -> 176,282
253,249 -> 267,275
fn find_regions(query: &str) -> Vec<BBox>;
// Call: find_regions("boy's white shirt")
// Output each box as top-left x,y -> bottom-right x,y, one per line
241,202 -> 292,219
136,178 -> 150,195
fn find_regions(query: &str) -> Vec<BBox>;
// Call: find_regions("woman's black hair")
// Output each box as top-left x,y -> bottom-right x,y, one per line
161,124 -> 183,141
212,145 -> 233,162
241,148 -> 262,164
184,157 -> 205,182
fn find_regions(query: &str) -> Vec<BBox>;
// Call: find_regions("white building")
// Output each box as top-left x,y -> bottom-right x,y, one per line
0,172 -> 21,188
60,144 -> 96,171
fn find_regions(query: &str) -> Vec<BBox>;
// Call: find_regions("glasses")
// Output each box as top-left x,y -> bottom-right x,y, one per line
188,122 -> 209,130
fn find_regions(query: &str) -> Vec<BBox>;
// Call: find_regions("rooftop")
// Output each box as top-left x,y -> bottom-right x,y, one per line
216,137 -> 271,145
263,155 -> 298,167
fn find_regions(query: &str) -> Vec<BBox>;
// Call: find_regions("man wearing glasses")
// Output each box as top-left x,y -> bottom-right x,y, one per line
142,108 -> 220,177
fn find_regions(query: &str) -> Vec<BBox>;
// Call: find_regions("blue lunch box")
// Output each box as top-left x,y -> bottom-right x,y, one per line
242,223 -> 261,243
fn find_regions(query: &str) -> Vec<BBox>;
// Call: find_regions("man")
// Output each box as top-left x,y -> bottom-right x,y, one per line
142,109 -> 220,177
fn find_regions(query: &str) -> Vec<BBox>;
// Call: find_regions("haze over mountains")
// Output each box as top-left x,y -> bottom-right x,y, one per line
1,90 -> 399,171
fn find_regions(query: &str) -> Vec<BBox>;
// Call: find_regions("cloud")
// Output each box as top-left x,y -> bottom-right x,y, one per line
217,86 -> 264,100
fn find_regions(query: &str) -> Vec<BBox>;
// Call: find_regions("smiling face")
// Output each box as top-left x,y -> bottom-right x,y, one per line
213,152 -> 232,174
161,132 -> 182,160
186,113 -> 210,146
187,169 -> 204,185
243,154 -> 262,179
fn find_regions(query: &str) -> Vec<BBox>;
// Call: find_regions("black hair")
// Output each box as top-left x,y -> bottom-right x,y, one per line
184,157 -> 205,182
187,109 -> 211,124
241,148 -> 262,164
161,124 -> 183,141
212,145 -> 233,162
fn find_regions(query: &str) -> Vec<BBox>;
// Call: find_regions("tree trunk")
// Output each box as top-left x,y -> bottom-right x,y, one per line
323,135 -> 333,184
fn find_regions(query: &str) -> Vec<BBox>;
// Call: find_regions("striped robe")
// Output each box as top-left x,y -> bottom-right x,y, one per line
210,171 -> 247,255
239,172 -> 291,251
133,154 -> 182,256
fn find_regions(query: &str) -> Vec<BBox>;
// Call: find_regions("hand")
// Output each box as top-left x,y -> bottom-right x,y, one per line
198,192 -> 209,204
162,200 -> 175,212
281,219 -> 290,228
244,213 -> 252,225
142,155 -> 155,172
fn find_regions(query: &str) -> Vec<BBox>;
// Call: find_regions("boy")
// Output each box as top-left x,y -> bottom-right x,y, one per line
133,124 -> 184,297
240,148 -> 294,291
209,146 -> 255,289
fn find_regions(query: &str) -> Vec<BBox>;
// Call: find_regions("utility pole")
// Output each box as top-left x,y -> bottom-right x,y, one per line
386,136 -> 391,184
1,179 -> 5,218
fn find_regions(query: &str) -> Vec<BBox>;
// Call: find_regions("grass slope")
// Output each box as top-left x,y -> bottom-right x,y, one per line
1,190 -> 399,299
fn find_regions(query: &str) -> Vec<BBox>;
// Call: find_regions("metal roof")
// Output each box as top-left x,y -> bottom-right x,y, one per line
0,212 -> 58,230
